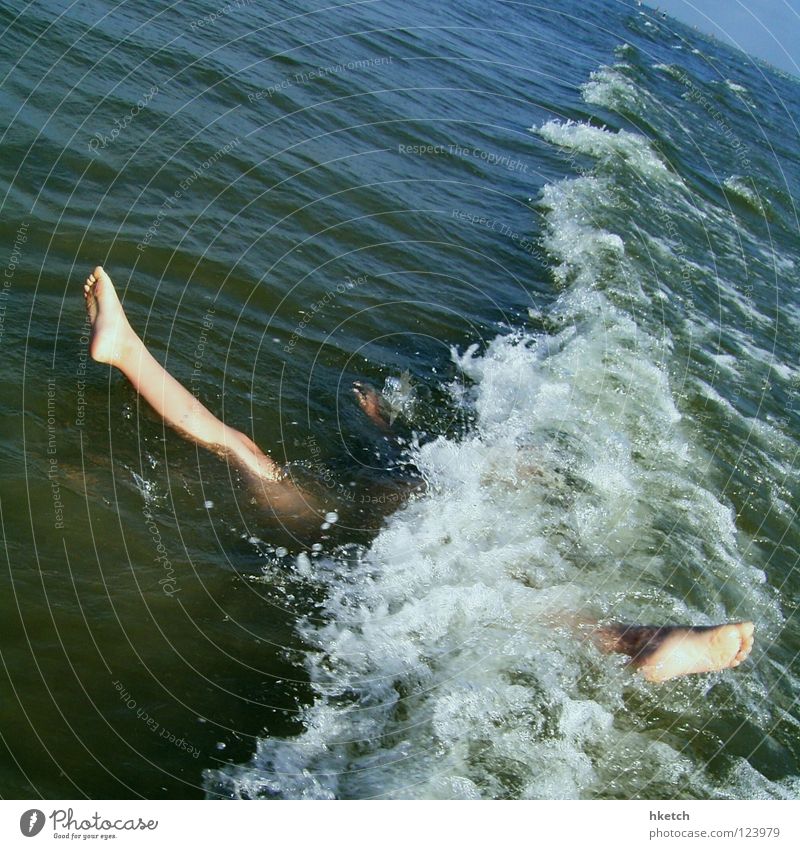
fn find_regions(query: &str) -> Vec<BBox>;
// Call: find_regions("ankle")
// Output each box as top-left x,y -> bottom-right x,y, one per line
111,332 -> 145,372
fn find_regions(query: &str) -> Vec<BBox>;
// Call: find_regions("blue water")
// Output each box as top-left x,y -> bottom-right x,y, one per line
1,0 -> 798,799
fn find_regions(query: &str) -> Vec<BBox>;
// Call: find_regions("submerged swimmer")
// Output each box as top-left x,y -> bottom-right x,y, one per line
83,265 -> 755,683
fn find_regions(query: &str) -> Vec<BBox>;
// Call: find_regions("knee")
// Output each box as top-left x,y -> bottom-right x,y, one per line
223,426 -> 254,454
233,429 -> 260,455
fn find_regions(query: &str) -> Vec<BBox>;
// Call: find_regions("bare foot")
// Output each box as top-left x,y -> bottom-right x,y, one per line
353,380 -> 390,430
596,622 -> 754,683
84,266 -> 135,366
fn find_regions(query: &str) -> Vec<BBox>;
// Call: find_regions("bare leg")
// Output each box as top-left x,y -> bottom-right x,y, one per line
84,266 -> 311,512
593,621 -> 755,683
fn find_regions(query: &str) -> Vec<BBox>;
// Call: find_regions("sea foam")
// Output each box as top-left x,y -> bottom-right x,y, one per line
205,62 -> 786,803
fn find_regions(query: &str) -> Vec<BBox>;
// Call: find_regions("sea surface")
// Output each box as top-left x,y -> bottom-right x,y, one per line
1,0 -> 799,799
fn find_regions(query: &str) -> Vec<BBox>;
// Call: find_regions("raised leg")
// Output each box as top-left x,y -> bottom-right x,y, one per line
84,266 -> 294,491
593,621 -> 755,683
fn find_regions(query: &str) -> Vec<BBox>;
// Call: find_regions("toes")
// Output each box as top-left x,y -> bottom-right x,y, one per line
737,641 -> 752,661
738,621 -> 754,648
353,380 -> 377,398
726,623 -> 754,666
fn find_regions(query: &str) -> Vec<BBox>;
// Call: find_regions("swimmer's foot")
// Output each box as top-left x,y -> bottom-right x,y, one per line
595,621 -> 754,683
84,265 -> 136,366
353,380 -> 390,430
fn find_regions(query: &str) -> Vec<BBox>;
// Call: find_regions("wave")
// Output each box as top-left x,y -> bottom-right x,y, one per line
204,59 -> 788,801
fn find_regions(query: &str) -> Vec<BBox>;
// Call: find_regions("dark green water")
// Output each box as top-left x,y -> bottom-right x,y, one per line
1,0 -> 799,798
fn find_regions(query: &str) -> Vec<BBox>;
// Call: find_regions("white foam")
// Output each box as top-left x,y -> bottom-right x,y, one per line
724,175 -> 766,214
206,87 -> 788,803
130,469 -> 162,506
208,294 -> 774,799
536,120 -> 671,181
770,360 -> 797,382
725,80 -> 748,94
709,352 -> 740,375
722,79 -> 757,108
582,66 -> 640,112
771,252 -> 795,273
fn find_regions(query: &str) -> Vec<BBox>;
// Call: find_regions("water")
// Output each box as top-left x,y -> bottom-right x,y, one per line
1,0 -> 798,799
